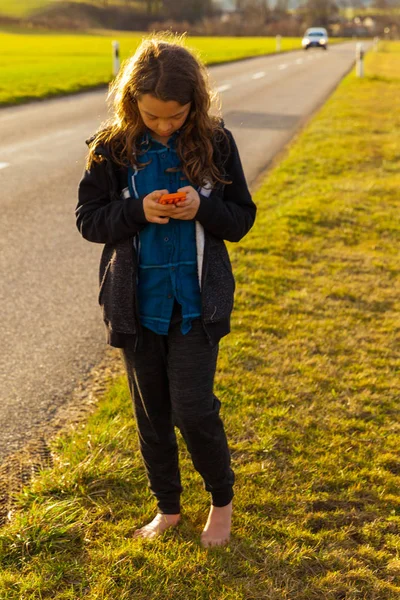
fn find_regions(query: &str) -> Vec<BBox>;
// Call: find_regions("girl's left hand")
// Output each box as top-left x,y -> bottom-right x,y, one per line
172,186 -> 200,220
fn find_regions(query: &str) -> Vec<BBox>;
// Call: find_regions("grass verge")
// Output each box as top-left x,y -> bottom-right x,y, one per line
0,42 -> 399,600
0,28 -> 346,106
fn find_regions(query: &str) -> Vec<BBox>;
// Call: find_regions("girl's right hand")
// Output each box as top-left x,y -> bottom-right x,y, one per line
143,189 -> 172,224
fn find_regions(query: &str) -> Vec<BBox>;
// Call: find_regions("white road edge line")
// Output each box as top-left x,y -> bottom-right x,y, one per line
252,71 -> 265,80
216,84 -> 232,93
0,162 -> 10,170
295,59 -> 303,64
278,64 -> 288,70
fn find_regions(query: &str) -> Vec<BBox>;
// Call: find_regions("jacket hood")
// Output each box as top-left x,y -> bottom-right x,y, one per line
85,134 -> 97,147
85,134 -> 111,160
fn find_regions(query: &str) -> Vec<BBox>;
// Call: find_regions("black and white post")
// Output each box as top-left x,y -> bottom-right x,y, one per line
356,42 -> 364,78
112,40 -> 120,76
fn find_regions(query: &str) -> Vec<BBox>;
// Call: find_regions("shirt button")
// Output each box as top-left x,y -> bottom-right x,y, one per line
161,154 -> 166,159
168,294 -> 172,299
164,237 -> 169,242
171,266 -> 176,271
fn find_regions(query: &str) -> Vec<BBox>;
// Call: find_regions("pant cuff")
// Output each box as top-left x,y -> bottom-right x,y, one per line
211,488 -> 234,507
157,499 -> 181,514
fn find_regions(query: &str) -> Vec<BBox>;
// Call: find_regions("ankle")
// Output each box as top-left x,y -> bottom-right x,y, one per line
211,501 -> 233,511
159,512 -> 181,521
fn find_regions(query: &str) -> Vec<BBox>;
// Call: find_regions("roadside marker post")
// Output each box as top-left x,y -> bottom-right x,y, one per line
112,40 -> 120,76
276,35 -> 281,52
356,42 -> 364,78
373,36 -> 379,51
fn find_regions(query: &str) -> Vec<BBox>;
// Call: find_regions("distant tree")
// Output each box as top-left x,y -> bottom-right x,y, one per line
120,0 -> 162,15
253,0 -> 270,19
234,0 -> 270,19
372,0 -> 388,8
234,0 -> 245,9
304,0 -> 338,27
273,0 -> 289,18
275,0 -> 289,11
145,0 -> 163,14
163,0 -> 214,22
125,0 -> 161,14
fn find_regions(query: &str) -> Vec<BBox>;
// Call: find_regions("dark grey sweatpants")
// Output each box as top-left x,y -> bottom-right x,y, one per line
119,303 -> 235,514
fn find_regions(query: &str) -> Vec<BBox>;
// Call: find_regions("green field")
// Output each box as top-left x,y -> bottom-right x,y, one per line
0,0 -> 50,17
0,29 -> 346,106
0,42 -> 399,600
0,0 -> 142,17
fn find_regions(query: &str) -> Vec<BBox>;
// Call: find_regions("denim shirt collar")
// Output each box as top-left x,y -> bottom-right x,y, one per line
139,129 -> 180,154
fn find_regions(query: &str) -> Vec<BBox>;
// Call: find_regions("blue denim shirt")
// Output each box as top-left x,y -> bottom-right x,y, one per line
128,132 -> 201,335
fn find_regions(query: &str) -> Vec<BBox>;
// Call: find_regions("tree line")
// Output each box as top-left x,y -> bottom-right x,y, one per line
83,0 -> 400,34
97,0 -> 397,28
99,0 -> 214,23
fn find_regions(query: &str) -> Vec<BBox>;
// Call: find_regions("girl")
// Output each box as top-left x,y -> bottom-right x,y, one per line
76,34 -> 256,547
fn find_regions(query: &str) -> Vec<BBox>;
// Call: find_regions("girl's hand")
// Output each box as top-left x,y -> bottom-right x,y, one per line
173,186 -> 200,221
143,189 -> 172,224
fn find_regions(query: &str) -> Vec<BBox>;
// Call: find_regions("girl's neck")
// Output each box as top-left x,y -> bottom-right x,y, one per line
152,135 -> 169,146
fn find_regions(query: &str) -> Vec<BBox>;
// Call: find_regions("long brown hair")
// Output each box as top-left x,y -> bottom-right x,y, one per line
87,33 -> 230,187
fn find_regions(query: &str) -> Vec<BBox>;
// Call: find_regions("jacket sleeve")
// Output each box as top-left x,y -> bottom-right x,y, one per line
75,158 -> 148,244
195,129 -> 256,243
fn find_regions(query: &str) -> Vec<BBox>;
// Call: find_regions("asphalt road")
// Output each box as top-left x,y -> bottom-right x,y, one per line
0,42 -> 363,462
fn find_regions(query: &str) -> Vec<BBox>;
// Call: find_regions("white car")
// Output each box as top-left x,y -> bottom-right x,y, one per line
302,28 -> 329,50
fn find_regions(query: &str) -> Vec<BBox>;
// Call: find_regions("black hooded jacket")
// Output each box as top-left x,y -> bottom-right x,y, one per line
75,127 -> 256,348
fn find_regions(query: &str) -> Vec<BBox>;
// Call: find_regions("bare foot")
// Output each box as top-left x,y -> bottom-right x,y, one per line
200,501 -> 232,548
133,513 -> 181,539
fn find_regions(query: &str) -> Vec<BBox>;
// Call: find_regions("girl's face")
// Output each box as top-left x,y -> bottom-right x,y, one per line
137,94 -> 191,140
